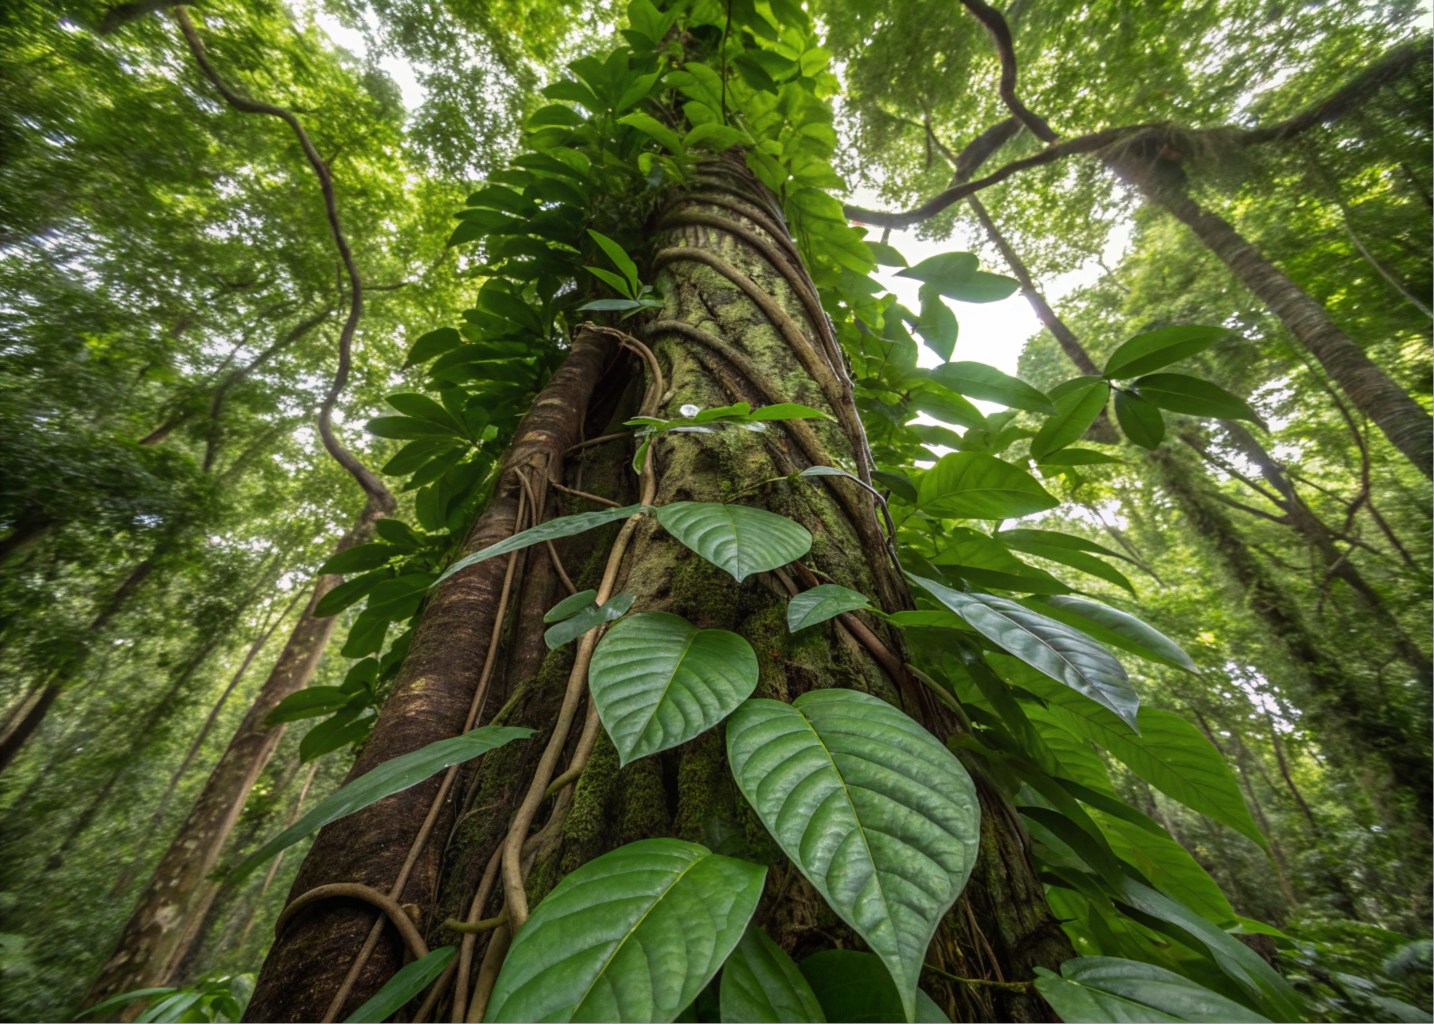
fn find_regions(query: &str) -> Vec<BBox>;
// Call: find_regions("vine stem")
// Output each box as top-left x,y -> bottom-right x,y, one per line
274,883 -> 429,962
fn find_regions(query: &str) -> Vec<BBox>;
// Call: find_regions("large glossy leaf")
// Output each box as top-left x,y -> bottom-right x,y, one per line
1103,326 -> 1230,379
719,925 -> 826,1023
895,252 -> 977,291
916,452 -> 1058,520
1043,703 -> 1266,851
231,725 -> 533,884
544,592 -> 635,650
726,689 -> 980,1023
345,947 -> 457,1023
436,504 -> 650,585
932,527 -> 1070,594
787,584 -> 870,632
1030,380 -> 1110,460
1034,957 -> 1270,1024
798,951 -> 948,1023
486,839 -> 766,1023
317,542 -> 401,576
997,530 -> 1135,595
1038,596 -> 1197,672
909,577 -> 1140,732
1095,812 -> 1236,927
926,362 -> 1054,414
589,612 -> 758,765
1113,878 -> 1302,1020
1114,390 -> 1165,449
654,502 -> 812,582
1131,374 -> 1263,426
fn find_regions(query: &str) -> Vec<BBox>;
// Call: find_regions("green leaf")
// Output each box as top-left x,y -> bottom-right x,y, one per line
1096,813 -> 1237,928
589,612 -> 758,764
314,567 -> 394,618
388,393 -> 466,433
79,988 -> 178,1020
230,725 -> 533,884
437,504 -> 650,585
577,297 -> 647,313
931,527 -> 1070,594
871,470 -> 919,504
798,951 -> 949,1023
926,362 -> 1054,414
1034,957 -> 1270,1024
1114,389 -> 1165,448
916,452 -> 1059,520
404,328 -> 463,367
1112,878 -> 1302,1020
318,543 -> 398,576
299,709 -> 373,762
910,387 -> 986,430
545,589 -> 598,623
1131,374 -> 1263,426
1039,596 -> 1197,672
345,947 -> 457,1024
726,689 -> 980,1023
544,591 -> 636,650
366,415 -> 459,440
938,270 -> 1019,303
382,438 -> 456,477
266,686 -> 352,725
720,925 -> 827,1023
654,502 -> 813,583
1037,448 -> 1124,467
914,290 -> 958,361
748,403 -> 830,422
895,252 -> 977,292
586,264 -> 635,298
1046,704 -> 1266,851
866,241 -> 908,267
486,839 -> 766,1023
684,123 -> 752,150
998,530 -> 1136,596
908,577 -> 1140,732
787,584 -> 870,631
1031,380 -> 1110,461
619,112 -> 686,153
1103,326 -> 1230,379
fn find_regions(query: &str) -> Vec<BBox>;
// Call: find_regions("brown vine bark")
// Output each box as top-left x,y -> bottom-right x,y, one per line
85,494 -> 392,1008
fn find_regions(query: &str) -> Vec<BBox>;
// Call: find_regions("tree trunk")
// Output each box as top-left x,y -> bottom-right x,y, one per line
247,163 -> 1070,1023
1128,168 -> 1433,477
1149,446 -> 1432,827
84,496 -> 391,1008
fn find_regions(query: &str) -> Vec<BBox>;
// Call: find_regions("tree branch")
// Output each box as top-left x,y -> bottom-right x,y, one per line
955,0 -> 1057,142
172,7 -> 394,513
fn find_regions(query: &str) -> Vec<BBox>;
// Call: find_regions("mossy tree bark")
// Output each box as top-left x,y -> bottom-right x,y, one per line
248,160 -> 1071,1024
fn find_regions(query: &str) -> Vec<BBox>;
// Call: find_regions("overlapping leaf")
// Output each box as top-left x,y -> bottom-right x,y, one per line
719,926 -> 826,1023
655,502 -> 812,582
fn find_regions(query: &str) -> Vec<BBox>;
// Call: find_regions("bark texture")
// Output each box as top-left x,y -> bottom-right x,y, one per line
84,494 -> 390,1008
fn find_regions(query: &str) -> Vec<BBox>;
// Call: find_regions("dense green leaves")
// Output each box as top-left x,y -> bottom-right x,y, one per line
1034,957 -> 1270,1023
1030,380 -> 1111,460
726,689 -> 980,1022
916,452 -> 1059,519
654,502 -> 813,582
589,612 -> 758,765
719,926 -> 826,1023
486,839 -> 766,1023
230,726 -> 533,884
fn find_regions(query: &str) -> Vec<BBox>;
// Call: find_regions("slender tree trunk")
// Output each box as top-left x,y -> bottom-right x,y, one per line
247,163 -> 1071,1023
1127,168 -> 1433,477
1150,446 -> 1432,824
83,497 -> 391,1007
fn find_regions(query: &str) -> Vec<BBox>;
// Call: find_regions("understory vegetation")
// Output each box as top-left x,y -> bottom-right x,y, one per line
0,0 -> 1429,1022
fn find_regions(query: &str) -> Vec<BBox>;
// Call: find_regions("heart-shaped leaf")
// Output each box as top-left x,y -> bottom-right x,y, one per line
908,576 -> 1140,732
1034,956 -> 1271,1024
589,612 -> 758,765
726,689 -> 980,1023
916,453 -> 1058,520
544,592 -> 636,650
719,925 -> 826,1023
486,839 -> 766,1023
232,725 -> 533,884
655,502 -> 812,583
787,584 -> 870,632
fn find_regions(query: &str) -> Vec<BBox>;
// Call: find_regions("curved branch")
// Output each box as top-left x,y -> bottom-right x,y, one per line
172,7 -> 394,513
275,883 -> 429,962
956,0 -> 1057,142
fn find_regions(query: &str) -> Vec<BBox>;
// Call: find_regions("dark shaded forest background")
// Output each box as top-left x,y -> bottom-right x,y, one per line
0,0 -> 1429,1020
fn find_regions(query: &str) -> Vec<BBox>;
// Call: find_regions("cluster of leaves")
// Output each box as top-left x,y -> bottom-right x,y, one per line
79,972 -> 254,1024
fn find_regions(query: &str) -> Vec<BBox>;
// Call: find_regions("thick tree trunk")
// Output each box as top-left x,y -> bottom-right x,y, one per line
248,161 -> 1070,1023
1150,447 -> 1432,827
1130,169 -> 1433,477
84,495 -> 391,1009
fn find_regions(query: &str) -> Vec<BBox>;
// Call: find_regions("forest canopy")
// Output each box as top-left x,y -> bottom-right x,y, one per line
0,0 -> 1429,1022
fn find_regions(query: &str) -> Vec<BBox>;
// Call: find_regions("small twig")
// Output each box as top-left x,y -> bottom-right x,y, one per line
922,962 -> 1031,993
549,480 -> 622,508
565,431 -> 631,453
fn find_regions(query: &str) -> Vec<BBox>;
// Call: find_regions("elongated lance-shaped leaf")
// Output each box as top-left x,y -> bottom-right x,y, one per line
1034,956 -> 1271,1024
486,839 -> 766,1023
787,584 -> 870,632
916,452 -> 1058,520
726,689 -> 980,1023
345,947 -> 457,1023
544,592 -> 635,650
545,589 -> 598,623
719,925 -> 826,1023
1039,595 -> 1197,672
435,504 -> 650,585
229,726 -> 533,884
909,576 -> 1140,733
589,612 -> 758,765
655,501 -> 812,582
1103,325 -> 1230,379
